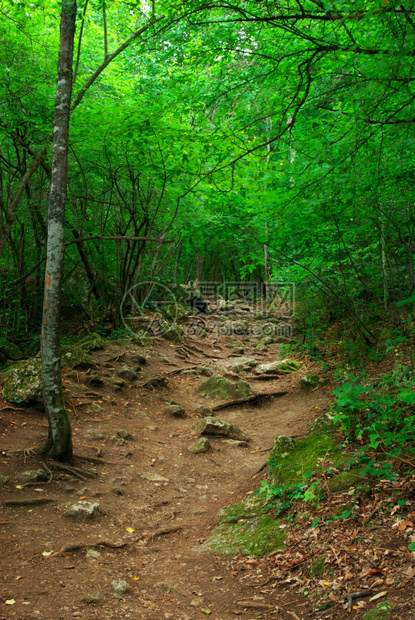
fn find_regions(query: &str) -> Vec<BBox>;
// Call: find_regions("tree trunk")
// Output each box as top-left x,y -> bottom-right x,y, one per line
40,0 -> 77,461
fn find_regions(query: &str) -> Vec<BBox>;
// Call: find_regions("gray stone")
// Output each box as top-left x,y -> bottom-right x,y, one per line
19,468 -> 49,483
88,374 -> 104,386
308,412 -> 336,435
222,439 -> 248,448
255,358 -> 301,375
131,354 -> 146,365
198,374 -> 252,400
301,374 -> 320,390
83,402 -> 103,415
112,580 -> 128,595
194,405 -> 212,416
117,365 -> 137,381
2,359 -> 43,406
164,404 -> 186,418
81,591 -> 103,604
85,429 -> 106,441
135,410 -> 149,419
110,377 -> 125,392
86,549 -> 101,560
140,472 -> 169,483
112,437 -> 125,446
220,356 -> 258,374
116,429 -> 132,440
198,365 -> 214,377
0,474 -> 10,487
64,501 -> 101,520
188,438 -> 211,453
193,416 -> 250,442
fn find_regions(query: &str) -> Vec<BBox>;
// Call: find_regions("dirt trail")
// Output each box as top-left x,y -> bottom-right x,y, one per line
0,325 -> 331,620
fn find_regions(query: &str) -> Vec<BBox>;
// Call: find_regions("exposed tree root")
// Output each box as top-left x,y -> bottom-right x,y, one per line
47,460 -> 97,480
211,390 -> 288,411
4,498 -> 56,507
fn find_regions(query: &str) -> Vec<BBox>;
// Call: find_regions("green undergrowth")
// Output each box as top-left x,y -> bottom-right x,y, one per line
204,351 -> 415,559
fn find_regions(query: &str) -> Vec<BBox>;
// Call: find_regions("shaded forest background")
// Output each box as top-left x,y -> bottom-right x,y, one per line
2,0 -> 415,346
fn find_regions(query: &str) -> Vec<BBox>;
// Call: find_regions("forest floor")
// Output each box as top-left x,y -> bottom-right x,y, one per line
0,315 -> 414,620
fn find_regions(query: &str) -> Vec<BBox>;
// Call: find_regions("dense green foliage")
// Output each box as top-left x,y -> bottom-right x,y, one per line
2,0 -> 415,342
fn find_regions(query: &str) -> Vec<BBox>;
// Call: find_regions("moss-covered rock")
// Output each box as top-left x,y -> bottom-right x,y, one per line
201,513 -> 286,557
162,324 -> 183,343
2,358 -> 43,406
362,601 -> 393,620
217,499 -> 265,524
131,331 -> 153,347
327,468 -> 366,493
256,359 -> 301,375
160,302 -> 188,322
77,333 -> 105,352
301,374 -> 320,390
193,416 -> 250,442
308,413 -> 337,435
269,432 -> 340,487
188,438 -> 211,453
61,346 -> 93,370
198,374 -> 252,400
220,357 -> 258,374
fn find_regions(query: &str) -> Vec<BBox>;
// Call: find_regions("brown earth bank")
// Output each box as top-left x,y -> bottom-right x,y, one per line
0,327 -> 413,620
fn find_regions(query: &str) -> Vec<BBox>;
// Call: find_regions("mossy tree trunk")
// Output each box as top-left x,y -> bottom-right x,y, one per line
40,0 -> 77,461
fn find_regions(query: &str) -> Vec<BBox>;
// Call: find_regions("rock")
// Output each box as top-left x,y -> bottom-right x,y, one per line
362,601 -> 393,620
198,365 -> 214,377
2,358 -> 43,406
327,468 -> 365,493
85,429 -> 106,440
19,468 -> 49,483
0,474 -> 10,487
220,356 -> 258,373
273,435 -> 297,455
86,549 -> 101,560
164,404 -> 186,418
61,346 -> 93,370
77,333 -> 105,352
194,405 -> 212,416
117,365 -> 137,381
87,374 -> 104,386
193,416 -> 250,442
198,374 -> 252,400
218,300 -> 235,312
222,439 -> 248,448
110,377 -> 125,392
112,580 -> 128,596
131,354 -> 146,365
64,484 -> 77,493
112,487 -> 124,496
301,374 -> 320,390
160,301 -> 188,322
64,501 -> 101,520
308,413 -> 337,434
140,472 -> 169,483
135,410 -> 149,419
131,331 -> 153,347
162,324 -> 183,343
81,591 -> 103,604
116,429 -> 132,440
83,402 -> 103,415
255,358 -> 300,375
113,437 -> 125,446
188,438 -> 211,453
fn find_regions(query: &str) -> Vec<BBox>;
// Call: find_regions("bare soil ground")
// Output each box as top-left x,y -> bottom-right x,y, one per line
0,328 -> 413,620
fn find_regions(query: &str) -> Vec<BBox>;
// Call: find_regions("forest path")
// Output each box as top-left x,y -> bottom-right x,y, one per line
0,317 -> 331,620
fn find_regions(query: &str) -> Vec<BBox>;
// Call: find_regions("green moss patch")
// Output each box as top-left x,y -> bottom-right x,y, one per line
362,601 -> 393,620
202,513 -> 286,557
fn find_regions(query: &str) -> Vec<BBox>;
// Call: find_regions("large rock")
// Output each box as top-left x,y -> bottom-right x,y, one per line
61,346 -> 93,370
77,333 -> 105,352
64,501 -> 101,520
19,468 -> 49,483
220,356 -> 258,374
198,374 -> 251,400
255,358 -> 300,375
162,324 -> 183,343
164,404 -> 187,418
188,438 -> 211,453
117,365 -> 137,381
2,359 -> 43,406
193,416 -> 250,442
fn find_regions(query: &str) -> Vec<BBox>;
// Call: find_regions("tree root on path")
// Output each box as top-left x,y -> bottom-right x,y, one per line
47,526 -> 183,558
47,460 -> 98,480
3,498 -> 56,507
211,390 -> 288,411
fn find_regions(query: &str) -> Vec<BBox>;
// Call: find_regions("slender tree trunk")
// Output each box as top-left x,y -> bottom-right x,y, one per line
40,0 -> 77,461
